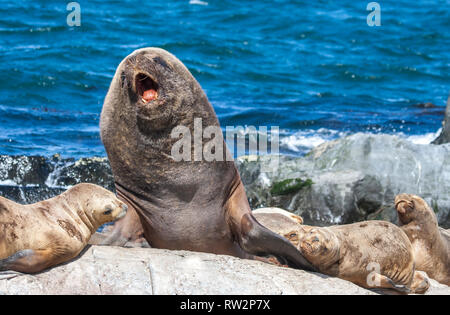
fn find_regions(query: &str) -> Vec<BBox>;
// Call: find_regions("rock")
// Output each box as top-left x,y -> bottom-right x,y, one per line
0,246 -> 373,295
0,246 -> 447,295
237,133 -> 450,228
0,155 -> 114,205
432,94 -> 450,144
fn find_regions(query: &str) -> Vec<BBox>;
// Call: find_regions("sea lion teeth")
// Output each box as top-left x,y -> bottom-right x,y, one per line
142,89 -> 157,102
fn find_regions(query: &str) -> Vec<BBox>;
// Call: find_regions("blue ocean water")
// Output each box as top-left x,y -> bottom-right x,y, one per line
0,0 -> 448,158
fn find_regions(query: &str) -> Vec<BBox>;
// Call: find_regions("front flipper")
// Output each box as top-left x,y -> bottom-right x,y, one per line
368,273 -> 412,294
0,249 -> 55,274
226,179 -> 316,272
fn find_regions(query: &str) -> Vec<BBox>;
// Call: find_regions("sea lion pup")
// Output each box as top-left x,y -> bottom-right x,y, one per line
254,210 -> 429,293
0,183 -> 127,274
395,194 -> 450,285
296,222 -> 429,293
99,47 -> 315,271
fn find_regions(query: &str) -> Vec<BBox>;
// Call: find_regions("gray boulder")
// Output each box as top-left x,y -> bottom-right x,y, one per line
0,245 -> 373,295
0,246 -> 447,295
237,133 -> 450,228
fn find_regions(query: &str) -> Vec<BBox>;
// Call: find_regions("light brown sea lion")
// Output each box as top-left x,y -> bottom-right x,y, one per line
297,221 -> 430,293
98,47 -> 315,271
254,211 -> 429,293
395,194 -> 450,285
0,183 -> 127,274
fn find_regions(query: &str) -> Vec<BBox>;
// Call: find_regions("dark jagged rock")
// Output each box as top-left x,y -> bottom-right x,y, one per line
432,94 -> 450,145
0,155 -> 113,205
53,157 -> 114,192
0,155 -> 54,186
0,185 -> 65,205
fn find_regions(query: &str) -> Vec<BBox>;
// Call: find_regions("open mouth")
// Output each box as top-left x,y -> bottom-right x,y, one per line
135,73 -> 159,103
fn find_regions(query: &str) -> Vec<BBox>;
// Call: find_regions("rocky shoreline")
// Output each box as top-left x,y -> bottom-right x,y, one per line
1,132 -> 449,228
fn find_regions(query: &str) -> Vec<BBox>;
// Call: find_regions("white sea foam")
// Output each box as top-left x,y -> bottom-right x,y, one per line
189,0 -> 208,5
0,179 -> 18,186
405,131 -> 440,145
279,128 -> 346,153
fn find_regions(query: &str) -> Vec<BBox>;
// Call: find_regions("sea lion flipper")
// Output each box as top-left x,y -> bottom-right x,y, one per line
226,181 -> 316,271
238,213 -> 316,271
370,273 -> 412,293
0,249 -> 54,274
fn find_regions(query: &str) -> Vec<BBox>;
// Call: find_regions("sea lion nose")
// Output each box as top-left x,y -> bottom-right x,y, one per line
122,204 -> 128,212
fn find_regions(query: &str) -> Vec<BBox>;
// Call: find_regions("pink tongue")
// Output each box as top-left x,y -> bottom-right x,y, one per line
143,89 -> 158,102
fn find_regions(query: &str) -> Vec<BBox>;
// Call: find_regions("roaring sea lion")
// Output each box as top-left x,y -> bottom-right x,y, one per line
254,211 -> 429,293
0,184 -> 127,274
99,47 -> 315,270
395,194 -> 450,285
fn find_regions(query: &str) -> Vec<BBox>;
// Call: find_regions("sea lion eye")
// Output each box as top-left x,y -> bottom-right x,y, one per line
103,207 -> 113,215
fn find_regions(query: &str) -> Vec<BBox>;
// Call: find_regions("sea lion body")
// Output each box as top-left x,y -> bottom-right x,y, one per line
0,184 -> 127,273
395,194 -> 450,285
99,48 -> 314,270
255,211 -> 429,293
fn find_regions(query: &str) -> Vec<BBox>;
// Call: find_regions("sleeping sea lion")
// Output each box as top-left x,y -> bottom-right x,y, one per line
98,47 -> 315,270
253,211 -> 429,294
0,183 -> 127,273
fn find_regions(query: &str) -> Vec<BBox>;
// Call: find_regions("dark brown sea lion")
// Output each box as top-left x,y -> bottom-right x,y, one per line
99,47 -> 315,270
0,184 -> 127,274
395,194 -> 450,285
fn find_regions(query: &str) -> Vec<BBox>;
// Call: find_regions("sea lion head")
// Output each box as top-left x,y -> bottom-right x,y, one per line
73,184 -> 128,226
101,47 -> 217,140
394,194 -> 437,226
101,48 -> 223,191
298,226 -> 340,267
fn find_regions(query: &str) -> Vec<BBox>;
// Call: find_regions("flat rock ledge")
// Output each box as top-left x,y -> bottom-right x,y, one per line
0,246 -> 448,295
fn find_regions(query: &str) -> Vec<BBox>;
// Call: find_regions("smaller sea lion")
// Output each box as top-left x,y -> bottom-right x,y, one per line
395,194 -> 450,285
0,183 -> 127,274
296,221 -> 429,293
254,211 -> 429,294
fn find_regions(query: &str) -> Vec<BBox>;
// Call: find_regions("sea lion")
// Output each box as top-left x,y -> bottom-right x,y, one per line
0,183 -> 127,274
395,194 -> 450,285
99,47 -> 315,270
253,208 -> 304,246
296,221 -> 429,293
254,210 -> 429,293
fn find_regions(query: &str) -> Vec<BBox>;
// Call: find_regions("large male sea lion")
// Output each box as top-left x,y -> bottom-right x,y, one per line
99,47 -> 315,270
254,212 -> 429,294
395,194 -> 450,285
0,183 -> 127,274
